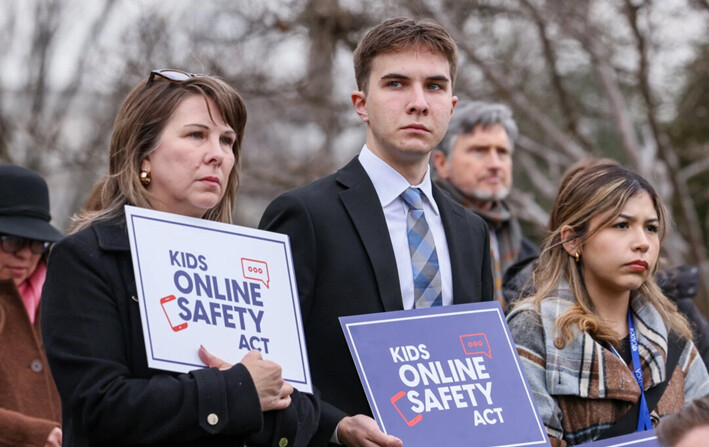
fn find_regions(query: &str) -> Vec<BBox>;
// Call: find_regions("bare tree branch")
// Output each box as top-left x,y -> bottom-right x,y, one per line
295,0 -> 350,164
584,40 -> 644,169
679,146 -> 709,182
48,0 -> 118,136
25,0 -> 62,171
0,1 -> 18,160
508,188 -> 550,230
516,134 -> 573,168
410,0 -> 589,162
689,0 -> 709,11
622,0 -> 658,176
515,150 -> 559,201
622,0 -> 708,270
519,0 -> 596,154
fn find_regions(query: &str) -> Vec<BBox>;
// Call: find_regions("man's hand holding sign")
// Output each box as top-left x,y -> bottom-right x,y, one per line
336,414 -> 403,447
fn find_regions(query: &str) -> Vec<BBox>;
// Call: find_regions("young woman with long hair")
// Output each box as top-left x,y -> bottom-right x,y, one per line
508,160 -> 709,446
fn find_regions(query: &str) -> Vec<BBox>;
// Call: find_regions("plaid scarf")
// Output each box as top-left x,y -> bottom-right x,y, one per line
436,179 -> 522,307
508,291 -> 709,446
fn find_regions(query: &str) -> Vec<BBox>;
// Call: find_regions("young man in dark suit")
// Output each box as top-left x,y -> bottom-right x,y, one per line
259,17 -> 493,447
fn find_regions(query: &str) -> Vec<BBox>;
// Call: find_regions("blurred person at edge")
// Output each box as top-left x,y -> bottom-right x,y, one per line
0,164 -> 63,447
507,161 -> 709,446
431,101 -> 539,309
656,395 -> 709,447
40,71 -> 319,447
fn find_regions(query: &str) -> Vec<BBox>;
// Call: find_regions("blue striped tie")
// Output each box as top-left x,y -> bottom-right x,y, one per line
401,188 -> 442,308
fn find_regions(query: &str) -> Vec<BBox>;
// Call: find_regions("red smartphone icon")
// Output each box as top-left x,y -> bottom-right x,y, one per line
390,390 -> 423,427
160,295 -> 188,332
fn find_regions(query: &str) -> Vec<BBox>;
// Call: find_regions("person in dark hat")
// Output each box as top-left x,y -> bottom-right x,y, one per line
0,163 -> 63,447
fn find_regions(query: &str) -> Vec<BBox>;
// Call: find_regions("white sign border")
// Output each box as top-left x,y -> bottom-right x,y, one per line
126,205 -> 311,391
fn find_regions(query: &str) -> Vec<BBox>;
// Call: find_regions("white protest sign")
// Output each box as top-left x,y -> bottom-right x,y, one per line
125,205 -> 312,393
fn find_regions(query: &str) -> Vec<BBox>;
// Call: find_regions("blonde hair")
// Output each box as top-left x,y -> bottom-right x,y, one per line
523,159 -> 692,346
73,74 -> 247,232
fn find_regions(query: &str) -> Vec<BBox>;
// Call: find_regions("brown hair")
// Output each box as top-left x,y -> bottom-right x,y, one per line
656,395 -> 709,446
353,17 -> 458,93
73,74 -> 247,232
521,159 -> 692,345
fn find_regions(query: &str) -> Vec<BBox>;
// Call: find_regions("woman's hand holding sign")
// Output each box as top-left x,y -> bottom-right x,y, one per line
241,350 -> 294,411
199,345 -> 293,411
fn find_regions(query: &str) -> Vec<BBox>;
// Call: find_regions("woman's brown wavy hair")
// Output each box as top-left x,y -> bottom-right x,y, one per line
73,73 -> 246,232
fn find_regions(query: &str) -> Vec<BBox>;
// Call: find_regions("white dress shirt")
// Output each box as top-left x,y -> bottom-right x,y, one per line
358,145 -> 453,309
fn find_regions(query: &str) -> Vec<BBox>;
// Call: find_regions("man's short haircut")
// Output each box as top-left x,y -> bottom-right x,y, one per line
436,101 -> 519,156
353,17 -> 458,93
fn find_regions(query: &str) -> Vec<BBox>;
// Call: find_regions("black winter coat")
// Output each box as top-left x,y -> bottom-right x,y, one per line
41,218 -> 319,447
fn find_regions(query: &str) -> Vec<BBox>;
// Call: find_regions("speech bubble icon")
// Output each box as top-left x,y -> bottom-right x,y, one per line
459,333 -> 492,359
241,258 -> 270,289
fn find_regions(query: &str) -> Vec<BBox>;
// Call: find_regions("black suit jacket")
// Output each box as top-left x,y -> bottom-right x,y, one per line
259,157 -> 493,446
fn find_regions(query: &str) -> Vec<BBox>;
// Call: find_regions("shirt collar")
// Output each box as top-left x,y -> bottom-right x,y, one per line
358,145 -> 439,215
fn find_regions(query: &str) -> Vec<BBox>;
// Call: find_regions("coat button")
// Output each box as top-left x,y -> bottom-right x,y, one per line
30,359 -> 43,372
278,438 -> 289,447
553,337 -> 565,350
207,413 -> 219,426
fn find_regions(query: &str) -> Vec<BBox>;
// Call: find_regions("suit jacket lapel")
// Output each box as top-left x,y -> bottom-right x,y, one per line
337,158 -> 404,312
434,185 -> 476,305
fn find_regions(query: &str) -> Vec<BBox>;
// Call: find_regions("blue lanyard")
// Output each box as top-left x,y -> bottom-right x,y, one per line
628,311 -> 653,431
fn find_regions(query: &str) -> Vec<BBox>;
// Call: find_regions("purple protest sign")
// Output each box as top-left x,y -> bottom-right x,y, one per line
340,301 -> 548,447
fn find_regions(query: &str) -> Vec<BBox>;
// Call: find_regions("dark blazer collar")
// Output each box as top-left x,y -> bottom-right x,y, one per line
334,156 -> 369,189
336,158 -> 404,312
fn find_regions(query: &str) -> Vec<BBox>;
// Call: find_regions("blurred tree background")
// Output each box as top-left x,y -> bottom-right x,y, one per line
1,0 -> 708,308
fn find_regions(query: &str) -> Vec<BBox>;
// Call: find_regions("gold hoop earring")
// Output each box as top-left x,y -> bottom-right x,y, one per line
574,252 -> 580,263
140,170 -> 151,186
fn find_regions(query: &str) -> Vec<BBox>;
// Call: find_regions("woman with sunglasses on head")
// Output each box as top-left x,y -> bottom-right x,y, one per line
507,160 -> 709,446
0,164 -> 63,447
40,70 -> 319,447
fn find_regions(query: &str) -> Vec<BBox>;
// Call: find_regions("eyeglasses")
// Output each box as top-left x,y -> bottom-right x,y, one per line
0,234 -> 51,255
147,69 -> 200,85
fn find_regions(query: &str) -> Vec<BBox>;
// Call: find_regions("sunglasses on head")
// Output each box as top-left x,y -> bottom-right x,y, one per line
147,69 -> 200,85
0,234 -> 52,255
